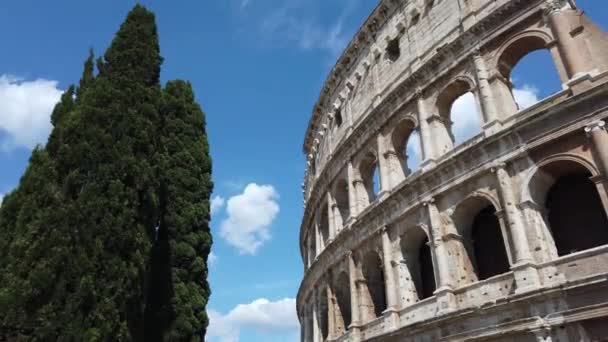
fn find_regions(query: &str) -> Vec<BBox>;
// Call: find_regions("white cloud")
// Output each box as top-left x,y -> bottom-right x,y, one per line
211,196 -> 226,216
207,298 -> 299,342
209,251 -> 218,267
220,183 -> 280,255
447,86 -> 540,146
0,75 -> 63,151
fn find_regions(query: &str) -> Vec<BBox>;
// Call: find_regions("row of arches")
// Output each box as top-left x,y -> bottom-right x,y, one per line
307,158 -> 608,340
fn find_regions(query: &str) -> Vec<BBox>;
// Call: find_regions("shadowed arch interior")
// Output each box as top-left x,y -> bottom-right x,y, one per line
333,272 -> 352,333
391,119 -> 417,176
400,226 -> 436,301
361,251 -> 387,320
360,152 -> 380,203
334,178 -> 350,229
539,161 -> 608,256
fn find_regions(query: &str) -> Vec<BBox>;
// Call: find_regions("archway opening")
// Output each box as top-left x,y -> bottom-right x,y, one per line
498,35 -> 562,114
391,119 -> 420,177
545,169 -> 608,256
334,272 -> 351,334
361,251 -> 387,320
334,179 -> 350,230
319,287 -> 329,340
319,206 -> 330,249
453,196 -> 510,282
360,152 -> 380,204
399,227 -> 436,302
437,80 -> 482,148
471,205 -> 511,280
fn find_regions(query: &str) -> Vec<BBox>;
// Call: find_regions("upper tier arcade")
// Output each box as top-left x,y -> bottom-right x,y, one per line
298,0 -> 608,341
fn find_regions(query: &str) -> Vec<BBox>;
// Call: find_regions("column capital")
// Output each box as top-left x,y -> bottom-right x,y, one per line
422,197 -> 436,207
491,161 -> 508,173
585,120 -> 606,135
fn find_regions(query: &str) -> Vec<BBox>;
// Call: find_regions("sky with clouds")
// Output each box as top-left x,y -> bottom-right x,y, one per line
0,1 -> 607,341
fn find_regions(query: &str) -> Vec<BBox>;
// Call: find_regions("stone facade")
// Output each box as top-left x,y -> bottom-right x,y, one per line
297,0 -> 608,341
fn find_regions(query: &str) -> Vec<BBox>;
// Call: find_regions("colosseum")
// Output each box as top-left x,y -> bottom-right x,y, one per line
297,0 -> 608,341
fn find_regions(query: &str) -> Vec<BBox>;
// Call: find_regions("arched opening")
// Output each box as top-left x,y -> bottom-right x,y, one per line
319,206 -> 330,249
391,119 -> 421,178
333,272 -> 351,334
310,230 -> 317,262
359,152 -> 380,204
334,179 -> 350,230
497,35 -> 562,116
537,161 -> 608,256
319,287 -> 329,341
471,206 -> 511,280
399,226 -> 436,304
360,251 -> 387,321
437,79 -> 482,149
453,196 -> 510,282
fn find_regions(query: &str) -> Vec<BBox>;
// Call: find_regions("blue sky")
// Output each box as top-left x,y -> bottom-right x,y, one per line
0,1 -> 606,341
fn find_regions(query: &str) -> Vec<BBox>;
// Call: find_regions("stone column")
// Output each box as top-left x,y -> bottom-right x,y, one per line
423,199 -> 457,311
348,252 -> 362,339
416,93 -> 435,164
302,306 -> 310,342
385,149 -> 407,186
377,133 -> 392,197
327,192 -> 337,242
347,160 -> 359,220
546,1 -> 592,80
353,179 -> 368,214
472,51 -> 500,132
381,227 -> 400,328
586,120 -> 608,215
493,163 -> 540,293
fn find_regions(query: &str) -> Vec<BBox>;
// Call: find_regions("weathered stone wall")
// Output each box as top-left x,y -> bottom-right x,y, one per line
298,0 -> 608,341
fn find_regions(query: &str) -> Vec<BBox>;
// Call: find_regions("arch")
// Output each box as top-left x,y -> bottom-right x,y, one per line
333,272 -> 351,334
496,31 -> 554,81
526,158 -> 608,257
318,286 -> 329,340
319,205 -> 330,249
390,118 -> 419,177
435,77 -> 483,147
333,178 -> 350,230
452,193 -> 510,281
360,250 -> 387,321
495,30 -> 563,116
399,226 -> 436,302
359,151 -> 380,204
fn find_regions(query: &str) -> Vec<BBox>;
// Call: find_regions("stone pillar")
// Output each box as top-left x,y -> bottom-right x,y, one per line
348,252 -> 362,340
303,306 -> 310,342
472,51 -> 500,132
416,93 -> 435,164
424,199 -> 457,311
586,120 -> 608,215
347,160 -> 359,219
493,163 -> 540,293
377,133 -> 392,197
327,192 -> 337,242
385,149 -> 407,186
546,1 -> 592,80
381,227 -> 400,328
353,179 -> 368,214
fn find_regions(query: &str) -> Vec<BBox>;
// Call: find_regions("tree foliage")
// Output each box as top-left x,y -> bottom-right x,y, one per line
0,5 -> 212,341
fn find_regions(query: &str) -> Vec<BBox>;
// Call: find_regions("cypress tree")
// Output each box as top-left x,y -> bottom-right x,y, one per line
145,81 -> 213,341
0,5 -> 213,341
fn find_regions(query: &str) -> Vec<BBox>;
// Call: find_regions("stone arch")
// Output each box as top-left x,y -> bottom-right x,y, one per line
332,271 -> 351,335
494,30 -> 564,116
524,156 -> 608,257
398,225 -> 436,304
319,205 -> 330,250
358,150 -> 380,205
390,118 -> 419,178
318,285 -> 329,341
332,178 -> 350,231
359,249 -> 387,322
435,76 -> 482,148
452,192 -> 511,281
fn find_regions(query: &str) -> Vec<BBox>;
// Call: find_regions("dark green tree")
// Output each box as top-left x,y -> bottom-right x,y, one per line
0,5 -> 213,341
145,81 -> 213,341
